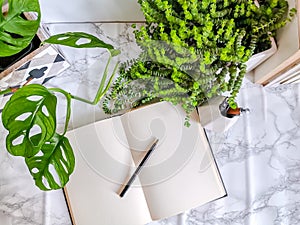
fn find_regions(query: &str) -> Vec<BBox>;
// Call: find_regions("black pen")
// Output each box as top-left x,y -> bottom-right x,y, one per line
119,138 -> 159,198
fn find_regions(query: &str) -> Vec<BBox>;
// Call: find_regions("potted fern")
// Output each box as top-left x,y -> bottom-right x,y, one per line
103,0 -> 296,126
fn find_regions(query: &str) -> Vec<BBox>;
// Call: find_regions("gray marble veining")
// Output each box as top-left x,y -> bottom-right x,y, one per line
0,124 -> 45,225
181,84 -> 300,225
0,22 -> 300,225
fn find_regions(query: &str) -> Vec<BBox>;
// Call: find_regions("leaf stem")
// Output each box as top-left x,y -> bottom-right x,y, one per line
59,56 -> 119,105
48,55 -> 119,132
0,88 -> 12,96
93,54 -> 113,104
48,88 -> 72,134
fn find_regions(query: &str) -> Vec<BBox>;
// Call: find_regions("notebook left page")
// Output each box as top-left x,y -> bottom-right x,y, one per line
65,117 -> 152,225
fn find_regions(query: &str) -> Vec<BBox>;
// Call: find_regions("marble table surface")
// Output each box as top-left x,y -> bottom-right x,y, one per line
0,22 -> 300,225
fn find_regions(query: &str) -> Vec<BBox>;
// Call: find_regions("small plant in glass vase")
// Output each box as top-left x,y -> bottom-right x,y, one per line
103,0 -> 296,126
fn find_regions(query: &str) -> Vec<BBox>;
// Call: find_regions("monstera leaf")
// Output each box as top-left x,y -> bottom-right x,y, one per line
0,0 -> 41,57
2,84 -> 57,157
25,134 -> 75,190
44,32 -> 121,56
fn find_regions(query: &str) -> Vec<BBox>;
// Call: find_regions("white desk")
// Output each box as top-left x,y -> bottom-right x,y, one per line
0,22 -> 300,225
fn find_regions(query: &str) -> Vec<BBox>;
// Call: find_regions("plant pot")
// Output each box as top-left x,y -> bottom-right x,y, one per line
245,37 -> 277,73
0,35 -> 44,76
0,5 -> 48,79
197,96 -> 240,133
0,4 -> 71,94
245,0 -> 278,73
0,9 -> 70,111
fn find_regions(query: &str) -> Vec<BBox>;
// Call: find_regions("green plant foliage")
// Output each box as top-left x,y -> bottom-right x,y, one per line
2,84 -> 57,157
1,32 -> 120,190
0,0 -> 41,57
1,84 -> 74,190
25,134 -> 75,191
44,32 -> 121,56
1,84 -> 74,191
104,0 -> 296,120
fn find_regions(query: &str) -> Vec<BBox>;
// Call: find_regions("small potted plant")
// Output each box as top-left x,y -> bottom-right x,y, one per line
103,0 -> 296,126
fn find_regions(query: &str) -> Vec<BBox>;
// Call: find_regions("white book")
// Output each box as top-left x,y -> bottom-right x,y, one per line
64,101 -> 226,225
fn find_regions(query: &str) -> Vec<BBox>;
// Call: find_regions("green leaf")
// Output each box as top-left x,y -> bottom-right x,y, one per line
44,32 -> 119,55
109,49 -> 121,57
0,0 -> 41,57
2,84 -> 57,157
25,133 -> 75,191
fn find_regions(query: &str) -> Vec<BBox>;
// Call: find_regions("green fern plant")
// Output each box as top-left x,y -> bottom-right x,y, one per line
103,0 -> 296,125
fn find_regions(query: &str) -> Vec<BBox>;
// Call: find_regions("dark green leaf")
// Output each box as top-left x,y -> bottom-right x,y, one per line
0,0 -> 41,57
2,84 -> 57,157
44,32 -> 119,54
25,133 -> 75,191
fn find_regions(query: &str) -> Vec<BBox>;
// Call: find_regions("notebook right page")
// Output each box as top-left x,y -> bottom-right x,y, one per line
121,101 -> 226,221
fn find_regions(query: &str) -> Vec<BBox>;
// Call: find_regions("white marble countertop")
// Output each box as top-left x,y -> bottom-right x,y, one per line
0,22 -> 300,225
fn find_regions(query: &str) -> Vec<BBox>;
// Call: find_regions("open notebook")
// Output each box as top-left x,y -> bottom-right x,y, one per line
64,101 -> 226,225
